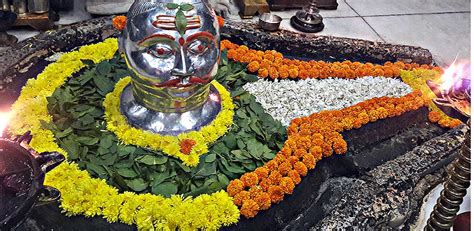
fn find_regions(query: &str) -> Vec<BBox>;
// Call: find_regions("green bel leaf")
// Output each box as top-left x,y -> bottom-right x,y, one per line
166,3 -> 179,9
152,182 -> 178,197
116,168 -> 138,178
205,153 -> 217,163
175,10 -> 187,36
126,178 -> 148,192
96,61 -> 113,75
137,155 -> 168,165
180,3 -> 194,11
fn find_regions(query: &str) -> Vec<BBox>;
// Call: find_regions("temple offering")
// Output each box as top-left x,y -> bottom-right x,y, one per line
0,0 -> 470,230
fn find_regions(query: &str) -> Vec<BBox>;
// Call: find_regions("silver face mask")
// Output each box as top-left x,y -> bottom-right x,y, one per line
119,0 -> 223,135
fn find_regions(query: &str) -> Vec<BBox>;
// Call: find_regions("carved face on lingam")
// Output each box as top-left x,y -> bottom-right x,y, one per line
119,0 -> 222,135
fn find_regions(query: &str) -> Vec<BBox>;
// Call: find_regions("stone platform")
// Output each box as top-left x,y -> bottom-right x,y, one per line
0,17 -> 466,230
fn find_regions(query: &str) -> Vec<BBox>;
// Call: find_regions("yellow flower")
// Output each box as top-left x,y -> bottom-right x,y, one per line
9,39 -> 241,230
103,77 -> 235,166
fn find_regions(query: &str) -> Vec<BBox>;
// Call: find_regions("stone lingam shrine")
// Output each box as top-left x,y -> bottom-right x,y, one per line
0,0 -> 471,230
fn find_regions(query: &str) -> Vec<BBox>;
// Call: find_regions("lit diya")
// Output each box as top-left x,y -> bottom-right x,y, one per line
427,60 -> 471,120
0,112 -> 65,229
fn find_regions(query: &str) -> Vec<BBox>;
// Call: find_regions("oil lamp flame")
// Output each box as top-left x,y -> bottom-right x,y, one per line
426,60 -> 471,118
0,111 -> 11,138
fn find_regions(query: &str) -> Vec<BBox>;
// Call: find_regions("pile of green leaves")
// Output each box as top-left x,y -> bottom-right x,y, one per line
45,52 -> 287,197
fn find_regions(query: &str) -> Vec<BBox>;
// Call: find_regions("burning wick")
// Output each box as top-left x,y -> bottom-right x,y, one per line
427,60 -> 471,117
0,111 -> 11,138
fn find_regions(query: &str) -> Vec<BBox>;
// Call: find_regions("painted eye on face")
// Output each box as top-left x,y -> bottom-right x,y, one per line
187,39 -> 209,55
147,44 -> 174,58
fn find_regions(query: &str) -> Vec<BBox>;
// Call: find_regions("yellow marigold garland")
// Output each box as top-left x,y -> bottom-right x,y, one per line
103,77 -> 235,167
400,69 -> 463,128
8,38 -> 240,230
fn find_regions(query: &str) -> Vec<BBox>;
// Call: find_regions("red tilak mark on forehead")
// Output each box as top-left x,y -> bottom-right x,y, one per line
138,34 -> 175,45
186,32 -> 215,43
179,38 -> 185,46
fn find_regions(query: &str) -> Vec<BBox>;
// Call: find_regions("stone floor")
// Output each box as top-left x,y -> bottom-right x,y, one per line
5,0 -> 471,66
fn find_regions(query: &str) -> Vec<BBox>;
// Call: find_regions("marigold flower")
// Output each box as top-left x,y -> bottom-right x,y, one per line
268,171 -> 283,185
241,172 -> 259,187
268,185 -> 285,203
264,53 -> 275,62
278,161 -> 293,176
294,149 -> 307,159
288,156 -> 300,166
217,15 -> 225,27
264,159 -> 279,171
255,167 -> 269,180
240,199 -> 260,218
279,177 -> 295,195
248,61 -> 260,72
269,67 -> 280,79
428,111 -> 442,123
249,186 -> 263,199
254,192 -> 271,210
333,139 -> 348,155
288,170 -> 302,184
227,49 -> 238,60
302,154 -> 316,170
112,16 -> 127,31
227,179 -> 245,196
258,68 -> 269,78
233,190 -> 250,206
449,119 -> 463,128
309,146 -> 323,161
179,139 -> 196,155
259,178 -> 272,191
294,162 -> 308,177
358,112 -> 370,125
288,68 -> 299,78
321,142 -> 333,157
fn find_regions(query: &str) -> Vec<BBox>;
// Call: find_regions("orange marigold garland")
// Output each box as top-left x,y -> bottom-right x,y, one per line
220,40 -> 442,80
228,90 -> 428,218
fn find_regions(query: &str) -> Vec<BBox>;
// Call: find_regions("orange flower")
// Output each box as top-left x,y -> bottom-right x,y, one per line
254,167 -> 269,180
179,139 -> 196,155
268,185 -> 285,203
241,172 -> 259,187
248,61 -> 260,72
288,68 -> 299,78
294,162 -> 308,176
112,16 -> 127,31
249,186 -> 263,199
278,161 -> 293,176
259,178 -> 272,191
428,111 -> 442,123
240,199 -> 260,218
302,154 -> 316,170
258,68 -> 269,78
280,177 -> 295,194
449,119 -> 463,128
254,192 -> 272,210
268,171 -> 283,185
264,159 -> 279,171
227,179 -> 245,196
309,146 -> 323,161
288,170 -> 301,184
269,67 -> 280,79
217,15 -> 225,27
333,139 -> 348,155
233,190 -> 250,206
294,149 -> 307,159
288,156 -> 300,166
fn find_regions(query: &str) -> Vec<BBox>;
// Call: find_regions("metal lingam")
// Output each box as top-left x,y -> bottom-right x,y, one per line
119,0 -> 222,136
290,0 -> 324,33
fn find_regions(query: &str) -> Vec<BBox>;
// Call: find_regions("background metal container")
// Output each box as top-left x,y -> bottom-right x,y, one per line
28,0 -> 49,13
1,0 -> 11,11
12,0 -> 27,15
